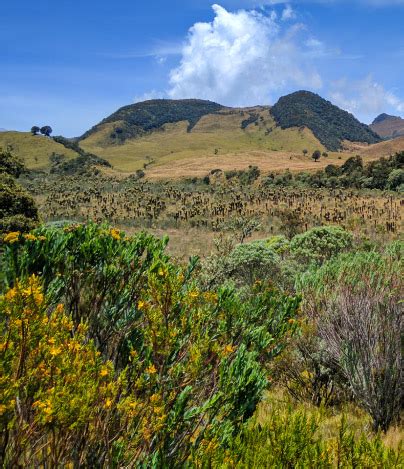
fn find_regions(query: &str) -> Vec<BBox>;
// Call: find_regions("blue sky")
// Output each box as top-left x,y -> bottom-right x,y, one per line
1,0 -> 404,136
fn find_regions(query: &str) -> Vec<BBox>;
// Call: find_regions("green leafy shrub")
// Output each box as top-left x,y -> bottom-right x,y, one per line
290,226 -> 353,265
0,222 -> 299,466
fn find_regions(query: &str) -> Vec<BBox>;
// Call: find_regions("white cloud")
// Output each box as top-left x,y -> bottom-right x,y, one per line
281,5 -> 296,20
329,76 -> 404,123
168,4 -> 322,106
265,0 -> 404,4
134,90 -> 167,103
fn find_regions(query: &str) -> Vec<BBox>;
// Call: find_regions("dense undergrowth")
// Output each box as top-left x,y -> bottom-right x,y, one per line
0,221 -> 402,467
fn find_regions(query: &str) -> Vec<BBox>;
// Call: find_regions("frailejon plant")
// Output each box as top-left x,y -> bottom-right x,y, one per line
0,223 -> 300,466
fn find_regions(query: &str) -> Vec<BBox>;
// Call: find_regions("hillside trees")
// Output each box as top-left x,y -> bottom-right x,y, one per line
40,125 -> 53,137
311,150 -> 321,162
0,147 -> 38,233
271,91 -> 381,151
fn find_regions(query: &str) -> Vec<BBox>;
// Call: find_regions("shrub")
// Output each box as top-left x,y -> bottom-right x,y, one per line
290,226 -> 353,265
299,252 -> 403,431
0,223 -> 300,466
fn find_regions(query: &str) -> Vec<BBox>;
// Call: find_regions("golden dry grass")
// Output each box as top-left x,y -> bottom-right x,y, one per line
359,136 -> 404,158
0,132 -> 78,169
258,390 -> 404,452
79,109 -> 327,172
80,108 -> 393,178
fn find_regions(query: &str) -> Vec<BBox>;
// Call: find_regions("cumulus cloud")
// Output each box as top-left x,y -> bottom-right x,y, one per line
168,4 -> 322,106
329,76 -> 404,123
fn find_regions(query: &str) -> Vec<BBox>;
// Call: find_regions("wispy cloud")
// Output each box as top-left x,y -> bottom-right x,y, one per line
101,40 -> 183,60
329,76 -> 404,123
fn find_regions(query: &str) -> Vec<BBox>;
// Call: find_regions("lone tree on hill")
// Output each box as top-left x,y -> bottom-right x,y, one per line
312,150 -> 321,162
31,126 -> 40,136
40,125 -> 53,137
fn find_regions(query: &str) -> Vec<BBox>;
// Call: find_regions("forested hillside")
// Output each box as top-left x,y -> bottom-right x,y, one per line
271,91 -> 381,151
79,99 -> 225,142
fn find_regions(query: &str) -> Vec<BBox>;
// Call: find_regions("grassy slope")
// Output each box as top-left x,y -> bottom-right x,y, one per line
80,109 -> 327,172
0,132 -> 79,170
359,136 -> 404,158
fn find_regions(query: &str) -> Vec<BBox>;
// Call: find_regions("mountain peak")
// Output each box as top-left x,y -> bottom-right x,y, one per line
271,91 -> 380,151
370,113 -> 404,139
372,113 -> 401,125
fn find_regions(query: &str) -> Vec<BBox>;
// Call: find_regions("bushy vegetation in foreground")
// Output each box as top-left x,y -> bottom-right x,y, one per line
0,223 -> 298,466
0,223 -> 402,467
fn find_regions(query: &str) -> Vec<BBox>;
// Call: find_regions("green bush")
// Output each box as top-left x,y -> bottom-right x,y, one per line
0,222 -> 300,466
290,226 -> 353,265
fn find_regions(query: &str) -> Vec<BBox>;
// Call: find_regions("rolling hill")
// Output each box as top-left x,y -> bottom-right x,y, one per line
79,103 -> 328,172
370,113 -> 404,139
0,132 -> 80,170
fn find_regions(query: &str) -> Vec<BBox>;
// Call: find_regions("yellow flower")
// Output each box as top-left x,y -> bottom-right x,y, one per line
158,268 -> 165,277
146,364 -> 157,374
49,346 -> 62,357
189,291 -> 199,299
23,233 -> 37,241
223,344 -> 236,356
130,350 -> 138,358
100,367 -> 109,377
0,404 -> 7,415
137,300 -> 145,310
288,318 -> 296,325
4,288 -> 17,302
104,398 -> 113,408
110,228 -> 121,240
3,231 -> 20,244
150,393 -> 160,403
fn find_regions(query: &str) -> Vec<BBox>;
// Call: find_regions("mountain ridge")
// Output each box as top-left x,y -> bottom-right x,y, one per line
79,91 -> 380,154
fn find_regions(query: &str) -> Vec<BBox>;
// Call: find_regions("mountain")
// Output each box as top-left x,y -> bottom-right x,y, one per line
79,92 -> 381,172
3,93 -> 389,174
78,98 -> 326,172
370,113 -> 404,139
79,99 -> 226,143
270,91 -> 381,151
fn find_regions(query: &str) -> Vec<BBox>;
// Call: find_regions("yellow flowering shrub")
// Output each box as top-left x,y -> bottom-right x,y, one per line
0,276 -> 119,467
